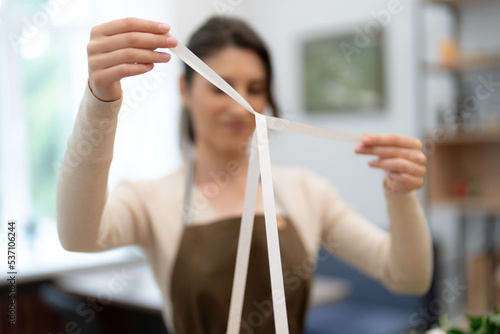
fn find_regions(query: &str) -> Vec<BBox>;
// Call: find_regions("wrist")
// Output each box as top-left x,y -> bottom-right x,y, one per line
383,176 -> 416,196
87,79 -> 122,102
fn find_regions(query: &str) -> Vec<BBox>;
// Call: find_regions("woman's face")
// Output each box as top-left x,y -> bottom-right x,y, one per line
180,47 -> 269,155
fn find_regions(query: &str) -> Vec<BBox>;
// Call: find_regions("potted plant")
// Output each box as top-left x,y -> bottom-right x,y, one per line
410,310 -> 500,334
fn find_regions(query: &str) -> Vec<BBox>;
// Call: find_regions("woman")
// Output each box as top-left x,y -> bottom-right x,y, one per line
57,16 -> 432,334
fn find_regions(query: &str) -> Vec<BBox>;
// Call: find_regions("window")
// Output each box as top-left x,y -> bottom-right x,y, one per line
0,0 -> 180,268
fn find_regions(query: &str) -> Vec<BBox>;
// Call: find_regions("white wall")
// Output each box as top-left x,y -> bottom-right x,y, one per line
462,1 -> 500,53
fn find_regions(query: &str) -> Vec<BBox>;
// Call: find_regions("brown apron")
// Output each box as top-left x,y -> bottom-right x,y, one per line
171,162 -> 312,334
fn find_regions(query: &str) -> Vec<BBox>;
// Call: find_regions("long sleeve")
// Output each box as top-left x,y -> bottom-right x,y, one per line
318,175 -> 433,295
56,82 -> 151,252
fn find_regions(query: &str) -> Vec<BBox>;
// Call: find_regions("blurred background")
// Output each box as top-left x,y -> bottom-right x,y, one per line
1,0 -> 499,333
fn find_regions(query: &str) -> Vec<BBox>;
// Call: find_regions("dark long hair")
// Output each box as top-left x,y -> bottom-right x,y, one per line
179,16 -> 279,154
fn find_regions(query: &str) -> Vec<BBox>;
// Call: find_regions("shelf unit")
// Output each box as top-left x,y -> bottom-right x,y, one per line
420,0 -> 500,320
427,125 -> 500,212
425,52 -> 500,72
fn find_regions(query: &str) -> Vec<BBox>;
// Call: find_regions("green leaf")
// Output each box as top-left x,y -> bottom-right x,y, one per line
468,315 -> 484,330
447,329 -> 466,334
469,317 -> 488,334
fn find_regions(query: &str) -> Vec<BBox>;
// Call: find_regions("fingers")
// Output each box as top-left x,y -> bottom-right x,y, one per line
368,158 -> 426,177
354,145 -> 427,165
87,17 -> 178,101
88,32 -> 177,55
91,17 -> 171,37
361,133 -> 423,150
90,48 -> 171,70
357,133 -> 427,193
92,63 -> 155,87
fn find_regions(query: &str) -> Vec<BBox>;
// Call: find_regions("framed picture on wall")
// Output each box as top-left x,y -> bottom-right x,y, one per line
302,26 -> 385,113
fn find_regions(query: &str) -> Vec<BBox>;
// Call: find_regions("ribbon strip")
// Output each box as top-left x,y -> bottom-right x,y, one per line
170,41 -> 361,334
226,132 -> 261,333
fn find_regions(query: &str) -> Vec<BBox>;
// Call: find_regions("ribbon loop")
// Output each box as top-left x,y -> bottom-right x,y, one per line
169,40 -> 361,334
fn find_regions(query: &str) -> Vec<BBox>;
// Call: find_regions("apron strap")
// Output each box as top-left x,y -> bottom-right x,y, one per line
183,158 -> 196,226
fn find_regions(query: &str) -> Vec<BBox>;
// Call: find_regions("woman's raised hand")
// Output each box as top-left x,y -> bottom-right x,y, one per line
355,133 -> 427,193
87,17 -> 178,102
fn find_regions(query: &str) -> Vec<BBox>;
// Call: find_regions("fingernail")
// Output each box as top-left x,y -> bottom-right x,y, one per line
354,145 -> 363,152
368,159 -> 376,165
167,36 -> 177,45
160,53 -> 170,61
159,23 -> 170,32
362,134 -> 373,144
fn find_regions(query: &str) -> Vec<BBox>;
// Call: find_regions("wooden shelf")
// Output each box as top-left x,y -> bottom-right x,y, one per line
426,126 -> 500,213
425,124 -> 500,145
430,198 -> 500,213
424,53 -> 500,72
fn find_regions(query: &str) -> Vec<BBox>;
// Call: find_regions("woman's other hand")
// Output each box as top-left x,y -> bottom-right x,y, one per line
87,17 -> 178,101
354,133 -> 427,193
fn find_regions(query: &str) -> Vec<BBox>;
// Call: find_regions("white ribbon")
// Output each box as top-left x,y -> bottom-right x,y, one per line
170,41 -> 362,334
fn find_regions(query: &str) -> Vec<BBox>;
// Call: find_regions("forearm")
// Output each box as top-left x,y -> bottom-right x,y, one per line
56,81 -> 122,252
381,183 -> 433,294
